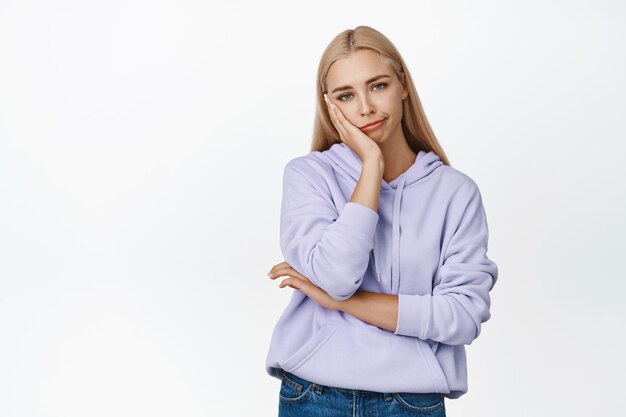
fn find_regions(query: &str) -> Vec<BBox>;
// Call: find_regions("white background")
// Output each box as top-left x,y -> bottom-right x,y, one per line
1,0 -> 625,416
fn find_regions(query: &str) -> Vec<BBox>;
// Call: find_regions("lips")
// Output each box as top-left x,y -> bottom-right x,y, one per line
360,119 -> 385,128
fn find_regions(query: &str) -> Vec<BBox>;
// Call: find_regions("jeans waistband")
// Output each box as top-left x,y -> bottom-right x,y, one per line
281,370 -> 441,399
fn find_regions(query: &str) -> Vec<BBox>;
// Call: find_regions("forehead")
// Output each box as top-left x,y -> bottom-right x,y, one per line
326,49 -> 392,86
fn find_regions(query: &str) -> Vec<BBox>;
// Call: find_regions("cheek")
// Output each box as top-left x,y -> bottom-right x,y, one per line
384,96 -> 402,112
336,103 -> 359,123
384,99 -> 404,121
394,102 -> 405,118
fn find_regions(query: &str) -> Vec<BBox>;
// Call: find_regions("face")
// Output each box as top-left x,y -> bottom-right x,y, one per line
325,49 -> 408,142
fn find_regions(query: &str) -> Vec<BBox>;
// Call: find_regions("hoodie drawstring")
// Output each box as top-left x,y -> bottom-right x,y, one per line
373,174 -> 408,292
391,174 -> 407,293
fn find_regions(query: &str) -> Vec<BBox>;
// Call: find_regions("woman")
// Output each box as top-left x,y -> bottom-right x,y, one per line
265,25 -> 498,417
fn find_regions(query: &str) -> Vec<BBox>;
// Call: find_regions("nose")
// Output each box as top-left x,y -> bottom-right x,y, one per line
358,94 -> 375,116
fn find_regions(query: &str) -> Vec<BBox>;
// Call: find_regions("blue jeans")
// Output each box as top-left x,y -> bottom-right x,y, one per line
278,371 -> 446,416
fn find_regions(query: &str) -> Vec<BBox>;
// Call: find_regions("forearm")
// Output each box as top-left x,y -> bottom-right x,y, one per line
350,155 -> 384,213
333,290 -> 399,333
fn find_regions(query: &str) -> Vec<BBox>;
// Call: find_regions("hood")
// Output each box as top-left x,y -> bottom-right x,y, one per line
321,142 -> 443,289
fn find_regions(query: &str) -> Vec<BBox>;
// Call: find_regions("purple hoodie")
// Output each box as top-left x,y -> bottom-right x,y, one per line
265,142 -> 498,399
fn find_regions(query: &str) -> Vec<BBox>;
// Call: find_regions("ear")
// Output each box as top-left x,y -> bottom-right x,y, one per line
401,83 -> 408,100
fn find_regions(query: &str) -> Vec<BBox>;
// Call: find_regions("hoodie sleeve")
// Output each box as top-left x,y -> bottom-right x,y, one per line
393,180 -> 498,345
279,160 -> 379,301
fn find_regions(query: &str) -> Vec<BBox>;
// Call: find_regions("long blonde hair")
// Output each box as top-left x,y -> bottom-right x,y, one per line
311,25 -> 451,166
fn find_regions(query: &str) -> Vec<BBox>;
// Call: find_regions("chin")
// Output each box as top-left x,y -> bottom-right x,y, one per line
370,132 -> 387,142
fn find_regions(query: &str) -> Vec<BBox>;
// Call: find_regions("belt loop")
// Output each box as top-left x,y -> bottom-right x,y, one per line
312,383 -> 323,395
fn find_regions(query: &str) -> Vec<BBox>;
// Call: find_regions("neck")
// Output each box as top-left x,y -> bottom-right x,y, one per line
378,125 -> 417,183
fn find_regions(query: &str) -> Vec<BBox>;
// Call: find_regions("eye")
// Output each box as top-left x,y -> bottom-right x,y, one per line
337,83 -> 387,101
338,93 -> 353,101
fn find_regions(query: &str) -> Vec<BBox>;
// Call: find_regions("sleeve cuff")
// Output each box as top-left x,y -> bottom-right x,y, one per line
394,292 -> 432,338
335,201 -> 379,242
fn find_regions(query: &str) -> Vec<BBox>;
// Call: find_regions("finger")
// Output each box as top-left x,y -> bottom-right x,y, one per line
324,93 -> 333,114
325,98 -> 343,131
270,265 -> 306,281
331,105 -> 348,138
324,94 -> 357,136
324,95 -> 343,135
330,103 -> 355,134
283,265 -> 310,281
267,261 -> 289,278
268,265 -> 294,280
268,264 -> 286,279
329,103 -> 353,142
279,278 -> 297,289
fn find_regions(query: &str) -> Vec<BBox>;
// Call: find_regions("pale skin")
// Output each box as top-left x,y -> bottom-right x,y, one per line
267,49 -> 419,333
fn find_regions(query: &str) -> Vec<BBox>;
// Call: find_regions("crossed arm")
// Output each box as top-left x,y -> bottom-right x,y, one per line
334,290 -> 399,333
268,260 -> 399,333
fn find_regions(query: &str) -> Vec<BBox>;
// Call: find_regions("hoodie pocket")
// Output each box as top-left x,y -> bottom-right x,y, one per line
282,322 -> 449,394
415,337 -> 449,393
281,323 -> 339,371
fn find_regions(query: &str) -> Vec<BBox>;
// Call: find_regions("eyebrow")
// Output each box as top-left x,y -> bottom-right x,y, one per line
330,74 -> 391,94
